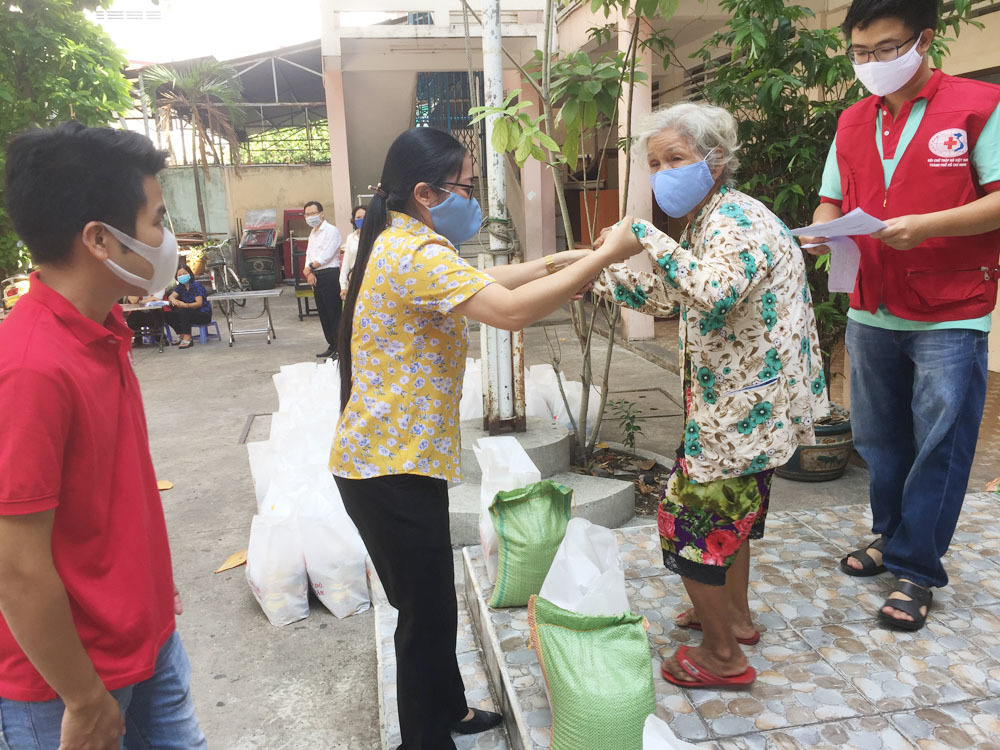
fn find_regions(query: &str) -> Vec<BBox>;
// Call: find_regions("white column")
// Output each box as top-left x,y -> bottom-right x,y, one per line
618,16 -> 654,341
479,0 -> 525,432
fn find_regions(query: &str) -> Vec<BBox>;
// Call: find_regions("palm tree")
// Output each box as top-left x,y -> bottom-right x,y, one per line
141,61 -> 244,240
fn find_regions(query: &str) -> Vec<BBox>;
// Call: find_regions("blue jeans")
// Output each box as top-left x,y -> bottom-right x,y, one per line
0,632 -> 206,750
845,320 -> 988,588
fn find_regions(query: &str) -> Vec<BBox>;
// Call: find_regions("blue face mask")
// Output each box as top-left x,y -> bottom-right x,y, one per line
353,217 -> 364,230
427,189 -> 482,247
649,149 -> 717,218
176,274 -> 191,285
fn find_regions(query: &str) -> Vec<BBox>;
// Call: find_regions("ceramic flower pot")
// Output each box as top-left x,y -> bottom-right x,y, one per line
775,406 -> 853,482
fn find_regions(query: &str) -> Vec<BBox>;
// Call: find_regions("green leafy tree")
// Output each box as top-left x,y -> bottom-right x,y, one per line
141,61 -> 245,240
0,0 -> 133,276
468,0 -> 671,461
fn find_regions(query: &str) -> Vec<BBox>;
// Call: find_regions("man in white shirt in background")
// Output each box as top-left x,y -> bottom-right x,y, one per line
303,200 -> 343,358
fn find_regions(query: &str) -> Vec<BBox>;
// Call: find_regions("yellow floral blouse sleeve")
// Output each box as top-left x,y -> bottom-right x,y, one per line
404,240 -> 493,314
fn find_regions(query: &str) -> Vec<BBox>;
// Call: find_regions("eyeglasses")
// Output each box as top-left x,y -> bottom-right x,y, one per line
847,33 -> 919,65
436,181 -> 475,198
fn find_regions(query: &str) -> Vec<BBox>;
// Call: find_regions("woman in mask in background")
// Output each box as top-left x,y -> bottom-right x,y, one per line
339,204 -> 367,300
591,101 -> 827,689
165,264 -> 212,349
332,127 -> 635,750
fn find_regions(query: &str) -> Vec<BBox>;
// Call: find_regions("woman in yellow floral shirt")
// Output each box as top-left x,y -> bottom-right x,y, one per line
332,127 -> 632,750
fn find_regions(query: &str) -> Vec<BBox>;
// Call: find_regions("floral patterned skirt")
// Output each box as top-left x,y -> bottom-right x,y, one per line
657,446 -> 773,586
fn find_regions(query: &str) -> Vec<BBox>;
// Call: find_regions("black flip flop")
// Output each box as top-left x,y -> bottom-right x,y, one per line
878,579 -> 932,631
839,537 -> 887,577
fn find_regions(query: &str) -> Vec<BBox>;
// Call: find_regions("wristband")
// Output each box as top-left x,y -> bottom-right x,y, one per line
544,254 -> 557,275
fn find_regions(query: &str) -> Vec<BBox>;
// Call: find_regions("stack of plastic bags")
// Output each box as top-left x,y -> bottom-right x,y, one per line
244,360 -> 370,626
459,359 -> 601,434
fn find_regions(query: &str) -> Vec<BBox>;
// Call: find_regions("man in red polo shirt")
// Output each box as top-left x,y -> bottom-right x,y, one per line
0,124 -> 206,748
806,0 -> 1000,631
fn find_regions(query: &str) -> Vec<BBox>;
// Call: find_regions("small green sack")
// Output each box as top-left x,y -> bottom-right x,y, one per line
488,480 -> 573,608
528,595 -> 655,750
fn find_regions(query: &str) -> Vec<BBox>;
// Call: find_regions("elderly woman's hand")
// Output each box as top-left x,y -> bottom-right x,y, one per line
592,225 -> 614,251
595,218 -> 643,264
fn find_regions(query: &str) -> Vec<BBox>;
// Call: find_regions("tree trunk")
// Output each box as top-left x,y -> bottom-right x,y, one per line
191,125 -> 207,241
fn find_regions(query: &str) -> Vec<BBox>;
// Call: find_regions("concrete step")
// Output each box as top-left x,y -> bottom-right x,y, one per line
368,558 -> 510,750
448,470 -> 635,547
459,418 -> 572,484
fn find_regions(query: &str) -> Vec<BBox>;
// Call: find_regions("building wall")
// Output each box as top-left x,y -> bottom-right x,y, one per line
225,165 -> 338,236
341,70 -> 419,203
158,164 -> 336,239
159,166 -> 229,238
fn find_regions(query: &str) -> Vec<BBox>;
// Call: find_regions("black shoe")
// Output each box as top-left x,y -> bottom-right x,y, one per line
451,708 -> 502,735
316,347 -> 335,358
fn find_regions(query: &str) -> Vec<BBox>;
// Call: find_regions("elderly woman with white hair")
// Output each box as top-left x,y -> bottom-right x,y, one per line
594,101 -> 827,689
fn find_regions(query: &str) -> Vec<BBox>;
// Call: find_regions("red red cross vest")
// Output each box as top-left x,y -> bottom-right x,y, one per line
834,70 -> 1000,321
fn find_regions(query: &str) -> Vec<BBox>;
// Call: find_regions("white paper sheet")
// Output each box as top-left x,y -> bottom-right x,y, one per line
813,236 -> 861,293
790,207 -> 888,237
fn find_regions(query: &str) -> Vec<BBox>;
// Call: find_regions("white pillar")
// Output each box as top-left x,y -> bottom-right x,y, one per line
479,0 -> 525,433
618,16 -> 655,341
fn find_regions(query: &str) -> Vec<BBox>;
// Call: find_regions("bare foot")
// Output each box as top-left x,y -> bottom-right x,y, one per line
661,645 -> 748,683
881,579 -> 928,623
845,545 -> 883,571
675,607 -> 757,641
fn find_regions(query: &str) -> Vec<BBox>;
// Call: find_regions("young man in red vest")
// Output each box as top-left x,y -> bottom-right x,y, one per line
806,0 -> 1000,631
0,124 -> 205,748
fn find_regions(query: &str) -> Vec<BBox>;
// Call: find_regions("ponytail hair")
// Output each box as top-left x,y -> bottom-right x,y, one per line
337,127 -> 467,411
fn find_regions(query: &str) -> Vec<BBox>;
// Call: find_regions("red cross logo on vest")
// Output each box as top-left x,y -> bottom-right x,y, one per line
929,128 -> 969,158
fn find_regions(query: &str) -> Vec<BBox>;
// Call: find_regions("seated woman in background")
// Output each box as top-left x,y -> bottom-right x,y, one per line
165,265 -> 212,349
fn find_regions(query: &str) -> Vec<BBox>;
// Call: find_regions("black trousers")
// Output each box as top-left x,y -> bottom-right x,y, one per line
335,474 -> 467,750
313,267 -> 341,349
164,308 -> 211,337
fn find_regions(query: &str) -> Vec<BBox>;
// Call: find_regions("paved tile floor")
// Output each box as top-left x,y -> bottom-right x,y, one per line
462,493 -> 1000,750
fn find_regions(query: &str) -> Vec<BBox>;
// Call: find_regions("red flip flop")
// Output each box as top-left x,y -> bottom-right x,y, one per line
660,645 -> 757,689
675,609 -> 761,645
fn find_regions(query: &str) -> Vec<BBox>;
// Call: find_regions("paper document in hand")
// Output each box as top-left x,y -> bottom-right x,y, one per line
819,237 -> 861,293
790,207 -> 888,237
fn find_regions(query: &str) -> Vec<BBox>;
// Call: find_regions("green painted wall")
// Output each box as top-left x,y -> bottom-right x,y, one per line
159,166 -> 229,239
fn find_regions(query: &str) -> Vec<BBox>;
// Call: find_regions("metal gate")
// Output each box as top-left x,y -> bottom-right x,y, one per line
414,71 -> 487,177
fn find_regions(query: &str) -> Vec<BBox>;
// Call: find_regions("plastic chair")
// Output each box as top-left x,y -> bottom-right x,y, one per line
194,321 -> 222,344
163,321 -> 221,345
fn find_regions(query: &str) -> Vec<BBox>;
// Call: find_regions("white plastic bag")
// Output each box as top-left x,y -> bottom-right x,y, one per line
550,380 -> 603,435
300,506 -> 370,619
459,358 -> 483,422
245,514 -> 310,627
539,518 -> 629,616
473,436 -> 541,583
246,440 -> 274,508
643,714 -> 702,750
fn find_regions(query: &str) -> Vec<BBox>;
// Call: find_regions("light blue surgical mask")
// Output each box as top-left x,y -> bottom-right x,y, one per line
176,274 -> 191,285
649,149 -> 718,218
353,217 -> 364,231
428,189 -> 482,247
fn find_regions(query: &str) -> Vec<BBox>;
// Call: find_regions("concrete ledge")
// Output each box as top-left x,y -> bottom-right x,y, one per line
448,471 -> 634,546
459,418 -> 572,483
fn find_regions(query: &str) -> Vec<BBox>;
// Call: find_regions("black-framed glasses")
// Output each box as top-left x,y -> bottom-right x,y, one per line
437,181 -> 475,198
847,33 -> 919,64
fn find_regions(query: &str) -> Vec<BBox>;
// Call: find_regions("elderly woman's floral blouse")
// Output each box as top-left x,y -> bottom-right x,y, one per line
331,211 -> 492,483
594,186 -> 828,484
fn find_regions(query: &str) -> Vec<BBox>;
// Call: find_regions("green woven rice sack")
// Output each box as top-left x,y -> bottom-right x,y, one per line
488,480 -> 573,608
528,595 -> 655,750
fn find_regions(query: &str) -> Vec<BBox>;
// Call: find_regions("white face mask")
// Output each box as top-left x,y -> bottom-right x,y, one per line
100,222 -> 179,295
853,39 -> 925,97
305,214 -> 322,228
